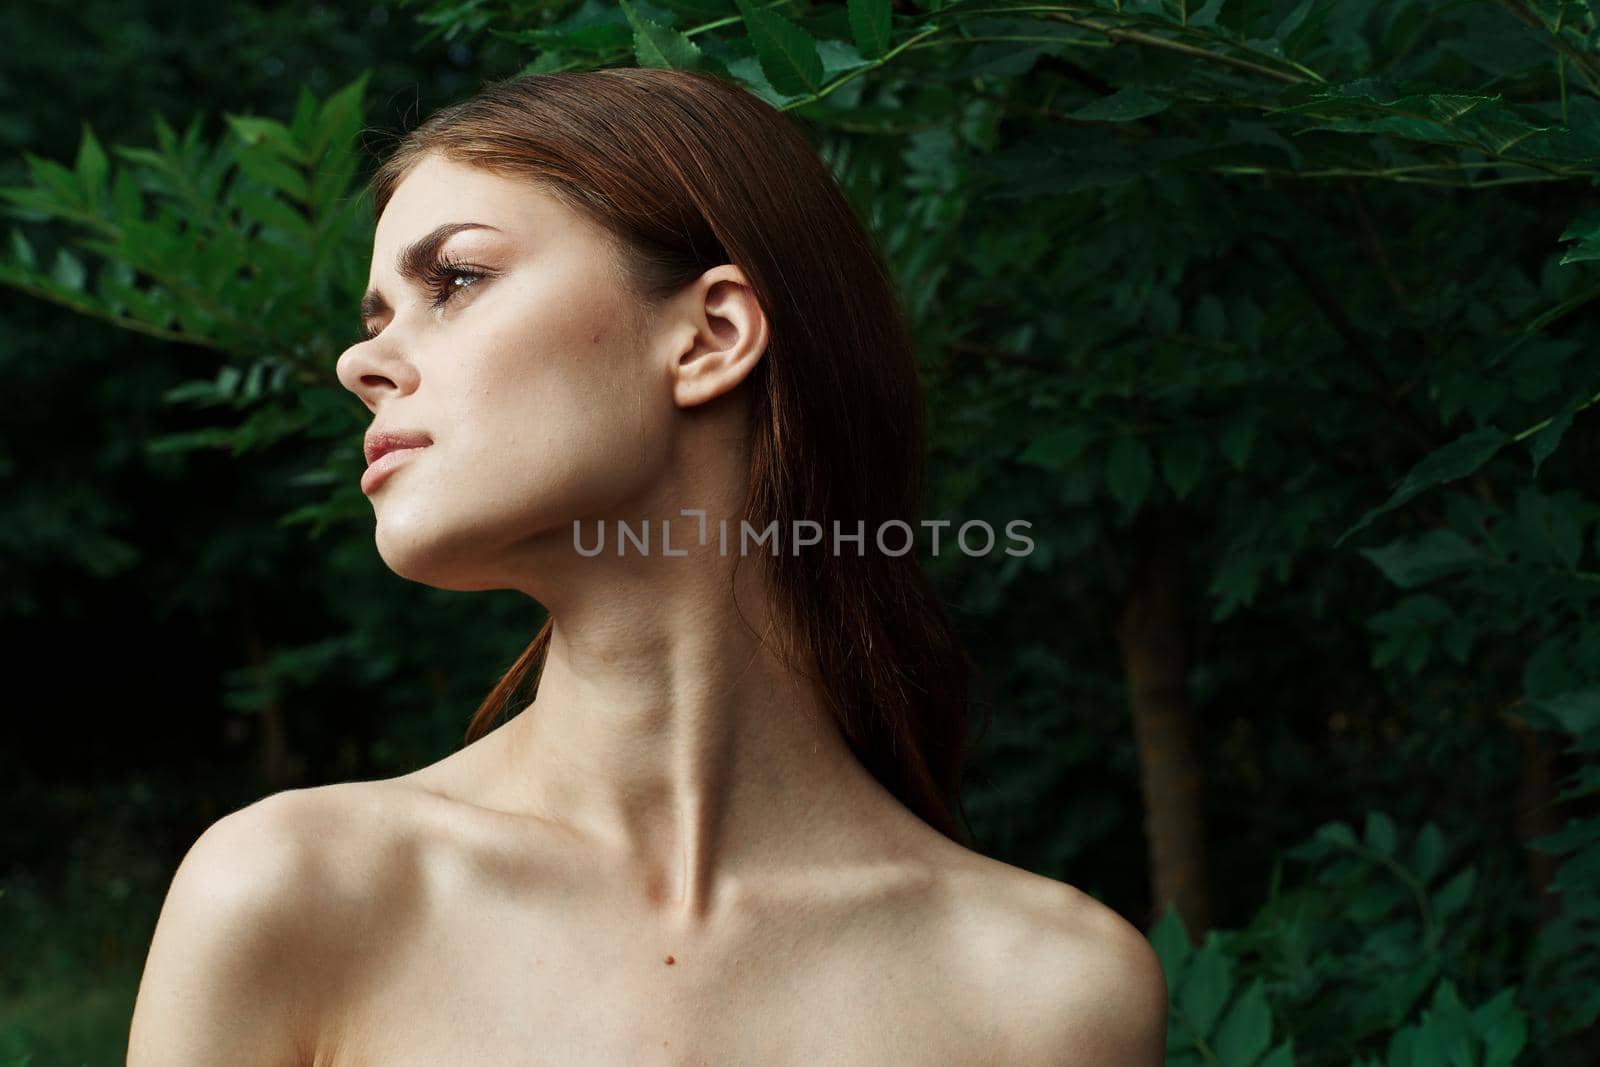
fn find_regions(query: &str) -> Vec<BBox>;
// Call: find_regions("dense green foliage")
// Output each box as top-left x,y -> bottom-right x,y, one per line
3,0 -> 1597,1064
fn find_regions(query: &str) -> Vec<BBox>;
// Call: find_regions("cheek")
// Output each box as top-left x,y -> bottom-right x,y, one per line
441,321 -> 673,510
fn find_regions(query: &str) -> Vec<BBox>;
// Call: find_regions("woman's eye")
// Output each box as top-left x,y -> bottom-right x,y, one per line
358,258 -> 491,341
422,252 -> 489,310
428,268 -> 485,310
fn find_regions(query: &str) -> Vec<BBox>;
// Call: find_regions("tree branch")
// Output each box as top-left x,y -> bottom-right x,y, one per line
1494,0 -> 1600,97
1261,234 -> 1445,457
1041,12 -> 1313,85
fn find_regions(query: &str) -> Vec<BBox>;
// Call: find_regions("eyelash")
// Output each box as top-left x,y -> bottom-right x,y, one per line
424,253 -> 489,310
362,253 -> 490,341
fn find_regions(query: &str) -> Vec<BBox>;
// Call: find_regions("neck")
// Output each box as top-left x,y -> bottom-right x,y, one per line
479,536 -> 902,933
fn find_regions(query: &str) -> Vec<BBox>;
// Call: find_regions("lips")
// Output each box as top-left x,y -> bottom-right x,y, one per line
364,429 -> 433,466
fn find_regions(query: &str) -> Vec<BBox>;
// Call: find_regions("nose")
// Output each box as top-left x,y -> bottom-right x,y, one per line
335,334 -> 418,410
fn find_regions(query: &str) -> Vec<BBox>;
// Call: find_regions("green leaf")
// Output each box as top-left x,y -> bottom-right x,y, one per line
225,115 -> 310,165
1149,906 -> 1192,978
1214,978 -> 1272,1065
1530,815 -> 1600,857
1335,427 -> 1512,548
1556,765 -> 1600,802
1365,811 -> 1397,856
111,168 -> 142,221
1188,0 -> 1227,31
1434,867 -> 1476,924
23,151 -> 82,210
1480,1008 -> 1528,1067
0,185 -> 59,218
817,38 -> 870,79
9,228 -> 35,269
51,248 -> 87,291
1273,0 -> 1315,40
1358,530 -> 1482,589
1348,881 -> 1406,923
232,145 -> 310,202
1160,432 -> 1207,500
1275,0 -> 1332,57
1466,988 -> 1523,1067
1178,940 -> 1232,1036
1413,823 -> 1445,883
1526,409 -> 1571,479
1208,550 -> 1263,621
1513,485 -> 1583,568
497,17 -> 634,53
1526,685 -> 1600,736
1521,277 -> 1600,334
1260,1040 -> 1296,1067
234,190 -> 312,241
148,423 -> 240,458
1428,980 -> 1477,1060
1405,1015 -> 1453,1067
288,84 -> 320,147
736,0 -> 824,97
311,71 -> 372,161
111,145 -> 172,177
74,123 -> 109,206
1558,209 -> 1600,265
152,112 -> 179,156
724,53 -> 805,109
1106,435 -> 1153,513
848,0 -> 892,59
1262,82 -> 1555,157
309,145 -> 360,212
1018,425 -> 1094,469
1218,411 -> 1255,470
1070,87 -> 1169,123
620,0 -> 704,70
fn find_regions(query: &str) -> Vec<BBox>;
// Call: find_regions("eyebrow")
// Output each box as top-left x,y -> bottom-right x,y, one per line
358,221 -> 503,329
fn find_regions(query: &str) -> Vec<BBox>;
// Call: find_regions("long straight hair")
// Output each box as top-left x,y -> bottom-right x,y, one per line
368,67 -> 987,848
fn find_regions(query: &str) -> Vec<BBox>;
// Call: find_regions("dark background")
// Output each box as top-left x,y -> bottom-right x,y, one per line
3,1 -> 1597,1064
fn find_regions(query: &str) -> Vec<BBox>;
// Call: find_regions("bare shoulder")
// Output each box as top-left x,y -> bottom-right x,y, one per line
944,854 -> 1169,1067
128,782 -> 419,1066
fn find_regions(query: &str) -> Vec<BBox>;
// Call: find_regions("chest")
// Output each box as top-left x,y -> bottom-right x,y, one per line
315,889 -> 1008,1066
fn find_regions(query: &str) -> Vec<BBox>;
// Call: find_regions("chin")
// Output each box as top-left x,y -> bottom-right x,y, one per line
371,506 -> 573,594
371,517 -> 483,592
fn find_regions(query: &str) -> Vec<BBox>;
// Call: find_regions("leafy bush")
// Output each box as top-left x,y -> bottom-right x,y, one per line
4,1 -> 1599,1064
1155,811 -> 1533,1065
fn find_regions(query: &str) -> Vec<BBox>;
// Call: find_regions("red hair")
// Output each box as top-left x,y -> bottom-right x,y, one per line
368,67 -> 987,847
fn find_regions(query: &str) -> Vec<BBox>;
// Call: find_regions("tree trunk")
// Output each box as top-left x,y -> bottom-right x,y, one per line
1115,504 -> 1210,938
1508,713 -> 1563,932
239,596 -> 301,791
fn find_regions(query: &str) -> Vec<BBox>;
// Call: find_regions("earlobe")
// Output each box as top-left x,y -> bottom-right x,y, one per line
671,342 -> 765,409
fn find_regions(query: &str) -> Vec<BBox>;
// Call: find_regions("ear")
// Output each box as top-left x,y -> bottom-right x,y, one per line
668,264 -> 769,410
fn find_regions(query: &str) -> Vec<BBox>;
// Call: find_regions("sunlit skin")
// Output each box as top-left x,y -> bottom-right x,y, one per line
125,152 -> 1167,1066
335,153 -> 889,919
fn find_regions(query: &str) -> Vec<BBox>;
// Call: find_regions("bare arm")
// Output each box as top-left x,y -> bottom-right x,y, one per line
127,792 -> 326,1066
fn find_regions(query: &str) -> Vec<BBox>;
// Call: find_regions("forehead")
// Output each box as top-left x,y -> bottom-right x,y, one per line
372,153 -> 570,262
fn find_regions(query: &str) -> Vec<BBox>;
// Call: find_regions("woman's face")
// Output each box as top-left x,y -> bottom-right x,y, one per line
335,152 -> 676,592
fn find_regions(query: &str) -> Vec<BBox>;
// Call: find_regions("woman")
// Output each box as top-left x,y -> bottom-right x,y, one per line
127,68 -> 1166,1065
